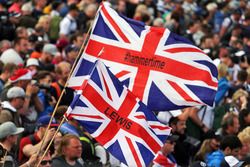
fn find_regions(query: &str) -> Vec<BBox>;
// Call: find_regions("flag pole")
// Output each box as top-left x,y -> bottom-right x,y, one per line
36,2 -> 102,158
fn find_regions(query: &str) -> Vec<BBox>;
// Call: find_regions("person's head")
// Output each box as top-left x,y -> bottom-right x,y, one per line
0,63 -> 17,79
0,40 -> 12,53
239,109 -> 250,130
221,112 -> 240,135
220,135 -> 242,157
7,86 -> 26,110
34,71 -> 52,86
26,58 -> 39,75
38,152 -> 52,167
237,127 -> 250,159
15,26 -> 28,39
41,43 -> 58,63
65,45 -> 79,63
0,122 -> 24,149
14,37 -> 29,55
70,32 -> 84,48
169,116 -> 186,135
161,134 -> 178,155
57,134 -> 82,160
36,15 -> 51,33
217,63 -> 228,79
9,68 -> 32,89
36,115 -> 58,136
55,61 -> 71,83
68,4 -> 79,18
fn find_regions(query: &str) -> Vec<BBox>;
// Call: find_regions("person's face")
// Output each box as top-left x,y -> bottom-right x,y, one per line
240,141 -> 250,157
9,134 -> 18,146
39,75 -> 52,86
244,113 -> 250,124
230,148 -> 241,158
210,139 -> 220,151
39,154 -> 52,167
64,138 -> 82,160
230,117 -> 240,134
60,66 -> 71,82
18,39 -> 29,54
13,97 -> 25,110
176,120 -> 186,134
44,53 -> 54,63
74,36 -> 84,48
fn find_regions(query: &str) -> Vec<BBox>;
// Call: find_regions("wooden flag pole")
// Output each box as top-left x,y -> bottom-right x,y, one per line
35,2 -> 103,165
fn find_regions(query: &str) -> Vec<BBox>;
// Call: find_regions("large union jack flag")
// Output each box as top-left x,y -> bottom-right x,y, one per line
68,3 -> 218,111
66,60 -> 171,167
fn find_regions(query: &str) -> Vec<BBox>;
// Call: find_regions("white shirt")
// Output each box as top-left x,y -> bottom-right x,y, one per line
59,14 -> 77,36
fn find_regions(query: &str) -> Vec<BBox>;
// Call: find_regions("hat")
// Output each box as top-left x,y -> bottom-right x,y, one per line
43,44 -> 58,56
26,58 -> 39,67
166,134 -> 179,142
0,49 -> 24,65
7,86 -> 26,99
191,161 -> 207,167
9,68 -> 32,83
0,122 -> 24,139
37,115 -> 59,128
220,156 -> 244,167
56,38 -> 69,49
65,45 -> 79,54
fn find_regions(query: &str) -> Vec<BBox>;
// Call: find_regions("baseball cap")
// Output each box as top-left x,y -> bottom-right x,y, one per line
0,122 -> 24,139
26,58 -> 39,67
220,156 -> 244,167
43,44 -> 58,56
9,68 -> 32,83
7,86 -> 26,99
37,115 -> 59,128
65,45 -> 79,54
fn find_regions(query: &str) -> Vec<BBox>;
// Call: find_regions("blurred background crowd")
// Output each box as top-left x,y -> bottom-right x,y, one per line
0,0 -> 250,166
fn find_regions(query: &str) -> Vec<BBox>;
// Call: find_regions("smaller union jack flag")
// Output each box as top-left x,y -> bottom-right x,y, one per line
153,152 -> 177,167
65,60 -> 171,167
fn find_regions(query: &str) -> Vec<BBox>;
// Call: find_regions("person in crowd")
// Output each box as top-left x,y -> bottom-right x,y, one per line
26,58 -> 40,76
0,63 -> 17,94
52,134 -> 84,167
50,61 -> 74,106
169,116 -> 195,167
216,112 -> 240,136
18,115 -> 57,165
194,132 -> 221,162
239,109 -> 250,131
37,152 -> 53,167
206,135 -> 242,167
65,44 -> 79,65
151,134 -> 178,167
59,4 -> 79,39
0,37 -> 29,65
0,87 -> 27,126
38,43 -> 58,71
237,127 -> 250,161
32,0 -> 48,20
33,71 -> 56,118
0,40 -> 12,55
0,121 -> 38,167
69,32 -> 85,48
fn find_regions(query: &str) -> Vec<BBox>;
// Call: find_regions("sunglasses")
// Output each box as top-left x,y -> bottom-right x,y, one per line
40,160 -> 52,166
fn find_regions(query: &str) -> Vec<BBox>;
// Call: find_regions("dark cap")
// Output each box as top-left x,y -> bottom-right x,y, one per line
166,134 -> 179,142
65,45 -> 79,54
37,115 -> 58,128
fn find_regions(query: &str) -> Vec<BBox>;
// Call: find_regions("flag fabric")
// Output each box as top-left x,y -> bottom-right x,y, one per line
66,60 -> 171,167
68,3 -> 218,111
153,152 -> 177,167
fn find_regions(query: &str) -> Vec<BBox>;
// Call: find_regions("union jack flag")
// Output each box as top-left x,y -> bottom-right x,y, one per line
153,152 -> 177,167
66,60 -> 171,167
68,3 -> 218,111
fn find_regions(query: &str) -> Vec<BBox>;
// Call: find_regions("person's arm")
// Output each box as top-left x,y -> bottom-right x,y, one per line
22,129 -> 55,157
20,154 -> 38,167
0,110 -> 13,123
188,107 -> 209,132
33,95 -> 44,113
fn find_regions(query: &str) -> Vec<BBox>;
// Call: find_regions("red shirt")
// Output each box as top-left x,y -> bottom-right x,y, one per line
18,132 -> 41,165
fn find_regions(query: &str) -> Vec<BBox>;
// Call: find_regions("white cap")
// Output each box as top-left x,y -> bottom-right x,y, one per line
7,86 -> 26,99
0,49 -> 24,65
26,58 -> 39,67
43,44 -> 58,56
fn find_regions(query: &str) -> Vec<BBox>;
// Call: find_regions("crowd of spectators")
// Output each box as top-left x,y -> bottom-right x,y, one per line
0,0 -> 250,166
